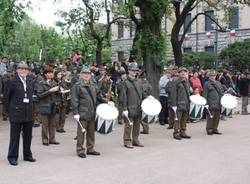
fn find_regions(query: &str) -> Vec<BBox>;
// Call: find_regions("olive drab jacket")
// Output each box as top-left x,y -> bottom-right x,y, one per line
171,77 -> 191,112
71,78 -> 105,122
36,77 -> 60,112
120,76 -> 144,118
202,79 -> 224,110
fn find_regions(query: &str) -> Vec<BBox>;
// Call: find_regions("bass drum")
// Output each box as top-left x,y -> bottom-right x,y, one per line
141,96 -> 162,124
189,95 -> 207,120
95,103 -> 118,134
220,94 -> 237,116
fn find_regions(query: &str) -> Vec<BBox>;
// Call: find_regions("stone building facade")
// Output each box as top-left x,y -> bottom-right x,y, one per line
111,3 -> 250,63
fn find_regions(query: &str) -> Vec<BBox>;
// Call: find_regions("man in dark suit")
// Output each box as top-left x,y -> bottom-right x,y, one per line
4,62 -> 36,166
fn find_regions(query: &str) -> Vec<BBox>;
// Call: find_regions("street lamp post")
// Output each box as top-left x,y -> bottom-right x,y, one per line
214,28 -> 218,70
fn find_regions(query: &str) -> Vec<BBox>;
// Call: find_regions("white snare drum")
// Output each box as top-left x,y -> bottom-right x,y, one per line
220,94 -> 237,116
95,103 -> 118,134
189,95 -> 207,119
141,96 -> 162,124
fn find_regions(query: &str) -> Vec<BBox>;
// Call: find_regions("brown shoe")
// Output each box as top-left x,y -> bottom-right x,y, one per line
213,130 -> 222,135
124,145 -> 134,149
167,126 -> 173,129
132,143 -> 144,147
87,151 -> 100,156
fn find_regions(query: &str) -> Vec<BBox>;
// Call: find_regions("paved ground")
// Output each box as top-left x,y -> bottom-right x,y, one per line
0,104 -> 250,184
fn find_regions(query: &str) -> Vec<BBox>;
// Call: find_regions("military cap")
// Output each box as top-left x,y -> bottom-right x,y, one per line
81,65 -> 91,73
178,67 -> 187,73
208,70 -> 217,76
17,61 -> 29,69
128,63 -> 139,70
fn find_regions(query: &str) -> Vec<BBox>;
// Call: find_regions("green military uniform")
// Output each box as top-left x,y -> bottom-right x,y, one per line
202,71 -> 224,135
120,63 -> 144,148
37,77 -> 59,145
171,67 -> 191,140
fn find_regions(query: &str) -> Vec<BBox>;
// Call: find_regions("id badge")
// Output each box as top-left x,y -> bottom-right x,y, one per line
23,98 -> 30,103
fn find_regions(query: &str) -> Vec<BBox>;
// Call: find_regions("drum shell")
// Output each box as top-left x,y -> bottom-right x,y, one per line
95,103 -> 118,134
141,111 -> 158,124
95,116 -> 115,134
221,107 -> 233,116
189,101 -> 205,120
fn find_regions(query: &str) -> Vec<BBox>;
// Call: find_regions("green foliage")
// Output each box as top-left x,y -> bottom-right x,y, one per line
140,28 -> 167,67
3,16 -> 68,62
0,0 -> 28,55
219,38 -> 250,70
183,52 -> 215,69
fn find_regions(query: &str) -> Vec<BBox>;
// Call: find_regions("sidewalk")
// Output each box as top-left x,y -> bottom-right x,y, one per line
0,111 -> 250,184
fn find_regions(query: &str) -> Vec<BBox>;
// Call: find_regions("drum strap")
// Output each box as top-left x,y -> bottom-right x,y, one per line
85,86 -> 96,108
128,79 -> 142,102
181,81 -> 190,101
211,82 -> 221,97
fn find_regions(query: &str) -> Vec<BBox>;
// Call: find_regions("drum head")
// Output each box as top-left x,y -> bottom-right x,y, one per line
96,103 -> 118,120
189,95 -> 206,105
141,97 -> 162,116
221,94 -> 237,109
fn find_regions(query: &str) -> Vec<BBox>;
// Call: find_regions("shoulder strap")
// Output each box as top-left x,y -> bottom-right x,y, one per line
85,86 -> 96,108
211,82 -> 221,96
181,81 -> 190,100
128,79 -> 142,102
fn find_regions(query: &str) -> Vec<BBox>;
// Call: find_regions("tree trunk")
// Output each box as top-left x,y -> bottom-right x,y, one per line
141,23 -> 162,98
171,36 -> 183,67
143,46 -> 161,98
96,41 -> 103,66
171,22 -> 183,67
129,26 -> 141,62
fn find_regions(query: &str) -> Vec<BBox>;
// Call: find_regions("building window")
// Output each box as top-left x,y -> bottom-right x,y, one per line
205,10 -> 214,31
229,8 -> 239,29
205,46 -> 214,53
118,21 -> 124,39
184,13 -> 192,33
118,51 -> 124,61
183,47 -> 192,53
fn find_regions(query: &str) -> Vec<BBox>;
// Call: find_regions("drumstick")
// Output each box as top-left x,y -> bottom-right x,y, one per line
204,105 -> 213,119
124,114 -> 133,126
77,121 -> 86,133
172,106 -> 178,121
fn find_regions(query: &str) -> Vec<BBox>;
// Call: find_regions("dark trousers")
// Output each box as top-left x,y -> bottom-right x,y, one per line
76,120 -> 95,154
8,121 -> 33,161
206,109 -> 220,132
123,116 -> 141,146
158,96 -> 169,124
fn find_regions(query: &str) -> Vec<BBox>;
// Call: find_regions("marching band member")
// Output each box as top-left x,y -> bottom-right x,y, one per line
171,67 -> 191,140
165,70 -> 178,129
120,63 -> 144,148
116,67 -> 127,125
37,65 -> 60,146
54,70 -> 70,133
203,70 -> 224,135
71,65 -> 106,158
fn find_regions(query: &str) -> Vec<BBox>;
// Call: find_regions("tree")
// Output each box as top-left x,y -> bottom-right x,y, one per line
56,0 -> 126,66
0,0 -> 28,55
4,15 -> 67,62
121,0 -> 169,96
183,52 -> 215,69
219,38 -> 250,71
170,0 -> 250,67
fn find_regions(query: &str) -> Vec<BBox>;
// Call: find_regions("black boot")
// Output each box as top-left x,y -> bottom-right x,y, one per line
180,132 -> 191,139
173,133 -> 182,140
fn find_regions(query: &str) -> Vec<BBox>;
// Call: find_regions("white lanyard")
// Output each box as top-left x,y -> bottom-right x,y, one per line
19,76 -> 27,98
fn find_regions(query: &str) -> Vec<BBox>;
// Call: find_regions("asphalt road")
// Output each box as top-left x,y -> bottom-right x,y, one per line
0,110 -> 250,184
